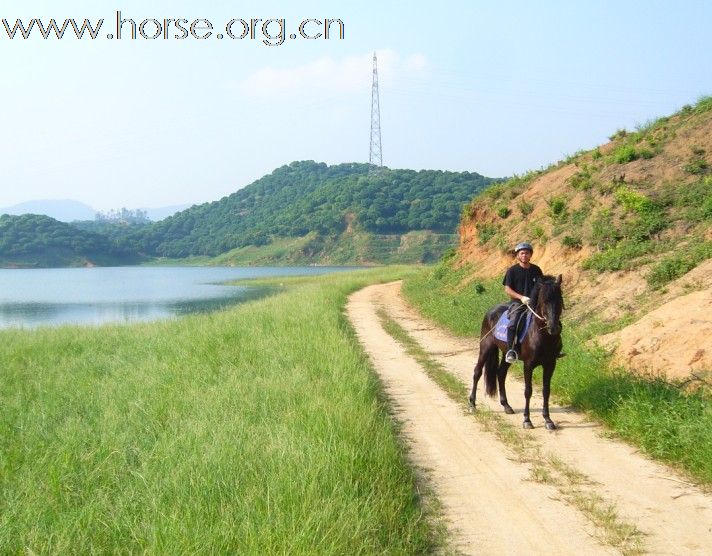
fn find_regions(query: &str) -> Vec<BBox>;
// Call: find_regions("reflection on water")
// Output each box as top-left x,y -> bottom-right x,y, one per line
0,266 -> 349,329
0,289 -> 269,328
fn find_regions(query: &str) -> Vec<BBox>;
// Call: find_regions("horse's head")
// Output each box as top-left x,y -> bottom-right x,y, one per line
533,274 -> 564,335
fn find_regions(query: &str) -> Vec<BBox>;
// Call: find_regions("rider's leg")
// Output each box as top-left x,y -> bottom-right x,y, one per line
505,303 -> 522,363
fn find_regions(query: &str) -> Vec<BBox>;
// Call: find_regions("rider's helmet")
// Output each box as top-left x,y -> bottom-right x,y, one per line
514,242 -> 533,254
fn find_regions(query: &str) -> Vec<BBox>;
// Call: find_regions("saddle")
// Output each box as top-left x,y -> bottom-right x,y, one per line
493,309 -> 533,344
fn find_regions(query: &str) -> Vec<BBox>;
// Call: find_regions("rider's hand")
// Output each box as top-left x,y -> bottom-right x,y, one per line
520,296 -> 531,305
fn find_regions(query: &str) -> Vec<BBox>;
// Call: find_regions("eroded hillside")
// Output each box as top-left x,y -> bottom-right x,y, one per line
457,97 -> 712,380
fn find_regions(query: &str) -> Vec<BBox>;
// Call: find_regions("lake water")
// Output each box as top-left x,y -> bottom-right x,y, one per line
0,266 -> 354,329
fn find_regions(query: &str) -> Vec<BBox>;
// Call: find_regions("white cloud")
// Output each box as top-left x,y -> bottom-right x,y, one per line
232,49 -> 428,98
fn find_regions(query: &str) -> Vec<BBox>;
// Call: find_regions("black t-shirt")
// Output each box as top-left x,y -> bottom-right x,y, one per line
503,263 -> 543,297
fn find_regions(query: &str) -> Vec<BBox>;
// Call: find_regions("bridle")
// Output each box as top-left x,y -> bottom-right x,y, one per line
527,284 -> 563,333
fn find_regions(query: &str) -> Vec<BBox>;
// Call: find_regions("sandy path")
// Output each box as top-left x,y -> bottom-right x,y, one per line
346,281 -> 712,555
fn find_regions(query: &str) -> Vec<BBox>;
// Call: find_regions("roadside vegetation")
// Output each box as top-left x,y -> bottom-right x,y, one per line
0,267 -> 446,554
402,259 -> 712,485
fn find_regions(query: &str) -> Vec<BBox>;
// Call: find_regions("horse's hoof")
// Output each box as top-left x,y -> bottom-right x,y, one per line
523,420 -> 534,430
545,421 -> 557,431
503,405 -> 515,415
468,397 -> 476,409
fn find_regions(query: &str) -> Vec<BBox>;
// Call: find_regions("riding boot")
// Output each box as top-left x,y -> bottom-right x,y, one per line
505,325 -> 518,363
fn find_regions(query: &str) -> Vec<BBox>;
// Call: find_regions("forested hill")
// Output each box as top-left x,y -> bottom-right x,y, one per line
0,214 -> 141,267
130,161 -> 499,258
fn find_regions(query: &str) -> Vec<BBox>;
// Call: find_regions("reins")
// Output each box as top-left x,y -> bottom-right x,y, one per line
525,303 -> 547,323
479,322 -> 498,342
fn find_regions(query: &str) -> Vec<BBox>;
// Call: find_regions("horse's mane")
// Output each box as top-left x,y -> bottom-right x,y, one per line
530,275 -> 564,310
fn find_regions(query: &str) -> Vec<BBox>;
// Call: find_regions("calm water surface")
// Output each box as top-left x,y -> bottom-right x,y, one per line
0,266 -> 353,329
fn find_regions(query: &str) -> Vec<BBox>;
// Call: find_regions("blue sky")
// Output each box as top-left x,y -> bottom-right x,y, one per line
1,0 -> 711,211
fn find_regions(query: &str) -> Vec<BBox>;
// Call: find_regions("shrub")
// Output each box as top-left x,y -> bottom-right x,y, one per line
570,207 -> 589,227
613,145 -> 639,164
518,199 -> 534,216
614,187 -> 653,214
639,148 -> 655,160
568,169 -> 593,191
624,211 -> 668,241
547,196 -> 567,219
496,206 -> 511,219
476,223 -> 498,245
562,235 -> 583,249
592,148 -> 603,160
683,159 -> 709,175
674,176 -> 712,221
589,208 -> 619,249
694,95 -> 712,114
583,239 -> 655,272
609,129 -> 628,141
691,146 -> 706,157
614,187 -> 668,240
647,242 -> 712,287
531,224 -> 546,240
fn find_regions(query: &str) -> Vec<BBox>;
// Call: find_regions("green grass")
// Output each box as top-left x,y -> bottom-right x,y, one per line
0,267 -> 444,554
647,240 -> 712,287
402,264 -> 712,485
147,232 -> 457,267
582,239 -> 657,272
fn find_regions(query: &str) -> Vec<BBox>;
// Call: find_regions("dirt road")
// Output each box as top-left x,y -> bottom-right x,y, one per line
346,282 -> 712,555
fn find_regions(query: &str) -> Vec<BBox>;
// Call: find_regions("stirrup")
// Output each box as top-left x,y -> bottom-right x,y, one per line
505,349 -> 518,363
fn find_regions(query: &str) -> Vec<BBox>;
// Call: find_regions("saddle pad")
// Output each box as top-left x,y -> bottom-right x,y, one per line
493,310 -> 533,343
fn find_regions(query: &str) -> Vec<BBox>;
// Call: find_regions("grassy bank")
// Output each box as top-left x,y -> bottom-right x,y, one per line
0,267 -> 443,554
402,261 -> 712,485
144,231 -> 456,267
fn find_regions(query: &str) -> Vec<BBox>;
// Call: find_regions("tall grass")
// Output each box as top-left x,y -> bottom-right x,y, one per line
0,267 -> 442,554
402,264 -> 712,485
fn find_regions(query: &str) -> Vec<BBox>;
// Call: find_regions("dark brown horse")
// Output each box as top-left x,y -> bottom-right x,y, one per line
469,275 -> 564,430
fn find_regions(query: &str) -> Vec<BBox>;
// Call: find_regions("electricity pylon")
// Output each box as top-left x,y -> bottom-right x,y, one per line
369,52 -> 383,170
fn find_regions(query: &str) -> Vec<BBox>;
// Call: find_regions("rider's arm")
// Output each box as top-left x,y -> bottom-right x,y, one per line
504,285 -> 526,302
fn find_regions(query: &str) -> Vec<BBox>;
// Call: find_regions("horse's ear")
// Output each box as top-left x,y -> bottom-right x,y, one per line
556,274 -> 563,285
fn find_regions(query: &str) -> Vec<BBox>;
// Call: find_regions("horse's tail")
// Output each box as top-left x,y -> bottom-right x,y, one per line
483,346 -> 499,398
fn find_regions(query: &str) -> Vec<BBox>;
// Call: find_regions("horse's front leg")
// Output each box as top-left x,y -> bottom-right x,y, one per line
468,348 -> 487,409
542,361 -> 557,430
497,359 -> 514,414
522,363 -> 534,429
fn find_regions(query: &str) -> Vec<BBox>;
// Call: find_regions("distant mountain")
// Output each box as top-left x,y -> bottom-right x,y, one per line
1,161 -> 503,266
0,214 -> 142,268
0,199 -> 96,222
0,199 -> 193,223
141,204 -> 192,221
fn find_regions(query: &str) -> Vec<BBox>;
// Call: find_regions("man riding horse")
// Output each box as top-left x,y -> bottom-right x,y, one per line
503,242 -> 543,363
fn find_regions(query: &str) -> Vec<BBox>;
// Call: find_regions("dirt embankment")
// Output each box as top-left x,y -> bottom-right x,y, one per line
457,108 -> 712,380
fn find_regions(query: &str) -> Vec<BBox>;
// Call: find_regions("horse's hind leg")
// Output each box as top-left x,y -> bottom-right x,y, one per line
542,361 -> 557,430
497,359 -> 515,414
